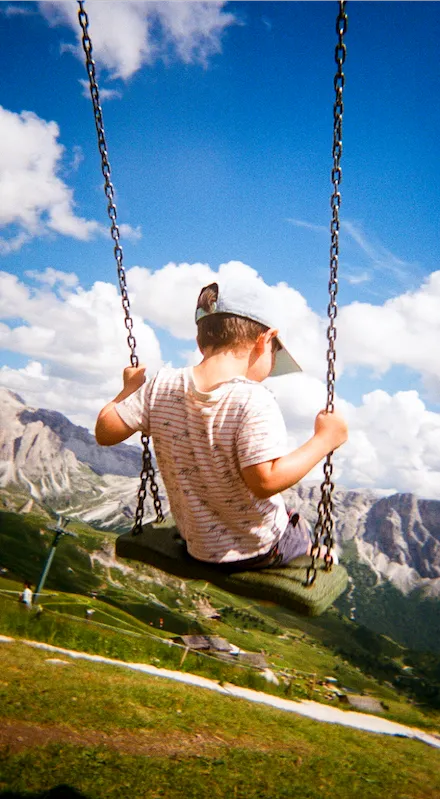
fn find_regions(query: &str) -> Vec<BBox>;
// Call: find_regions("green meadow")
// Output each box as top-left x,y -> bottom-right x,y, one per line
0,640 -> 440,799
1,508 -> 440,798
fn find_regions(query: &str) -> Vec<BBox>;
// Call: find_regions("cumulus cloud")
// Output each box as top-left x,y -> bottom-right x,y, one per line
0,106 -> 100,251
25,268 -> 79,289
338,270 -> 440,397
127,260 -> 226,339
1,262 -> 440,498
338,390 -> 440,497
0,270 -> 162,405
0,105 -> 143,252
0,360 -> 115,430
0,231 -> 31,255
267,377 -> 440,497
39,1 -> 236,80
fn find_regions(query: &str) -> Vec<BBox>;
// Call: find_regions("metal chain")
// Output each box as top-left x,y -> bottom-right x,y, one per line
77,1 -> 163,533
306,1 -> 347,587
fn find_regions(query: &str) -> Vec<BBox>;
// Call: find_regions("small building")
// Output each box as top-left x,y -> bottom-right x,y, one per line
173,635 -> 232,652
340,694 -> 385,713
238,652 -> 268,669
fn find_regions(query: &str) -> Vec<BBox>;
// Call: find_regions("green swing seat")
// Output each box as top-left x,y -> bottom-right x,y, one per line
116,518 -> 348,617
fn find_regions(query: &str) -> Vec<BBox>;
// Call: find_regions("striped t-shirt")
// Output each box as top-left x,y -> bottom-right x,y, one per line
116,366 -> 289,563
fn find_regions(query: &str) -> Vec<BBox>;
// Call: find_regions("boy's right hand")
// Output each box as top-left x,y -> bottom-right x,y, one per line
122,365 -> 146,393
314,409 -> 348,452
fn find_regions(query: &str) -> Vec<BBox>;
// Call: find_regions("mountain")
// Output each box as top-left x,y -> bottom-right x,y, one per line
1,387 -> 440,602
0,387 -> 166,530
284,484 -> 440,598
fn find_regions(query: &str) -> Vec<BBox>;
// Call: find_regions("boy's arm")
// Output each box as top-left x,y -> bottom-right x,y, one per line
241,410 -> 348,499
95,366 -> 146,446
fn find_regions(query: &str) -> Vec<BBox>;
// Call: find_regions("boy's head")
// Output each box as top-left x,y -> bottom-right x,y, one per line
195,279 -> 301,377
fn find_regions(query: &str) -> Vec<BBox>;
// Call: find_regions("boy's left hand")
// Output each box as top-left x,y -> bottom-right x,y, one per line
123,365 -> 146,392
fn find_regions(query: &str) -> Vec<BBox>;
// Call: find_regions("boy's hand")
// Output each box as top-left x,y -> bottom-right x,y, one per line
122,365 -> 146,392
314,409 -> 348,451
95,365 -> 146,447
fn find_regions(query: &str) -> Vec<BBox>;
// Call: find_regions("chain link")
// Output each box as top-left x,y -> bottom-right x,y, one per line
306,1 -> 347,587
77,1 -> 163,532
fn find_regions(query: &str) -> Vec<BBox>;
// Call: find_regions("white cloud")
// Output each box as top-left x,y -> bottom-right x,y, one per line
270,378 -> 440,498
0,361 -> 114,430
3,5 -> 35,17
343,220 -> 415,283
0,105 -> 142,252
286,218 -> 327,234
338,390 -> 440,497
119,223 -> 142,242
338,270 -> 440,396
69,144 -> 84,172
0,231 -> 31,255
344,271 -> 371,286
79,79 -> 122,102
40,1 -> 236,80
25,268 -> 79,289
127,260 -> 219,339
0,106 -> 100,250
287,218 -> 420,290
0,270 -> 162,391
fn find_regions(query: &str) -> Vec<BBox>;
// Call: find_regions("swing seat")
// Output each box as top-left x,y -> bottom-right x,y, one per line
116,520 -> 348,617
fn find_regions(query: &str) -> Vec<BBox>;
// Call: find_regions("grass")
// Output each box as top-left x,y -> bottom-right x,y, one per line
1,509 -> 440,797
1,508 -> 440,729
1,588 -> 439,736
0,641 -> 439,799
0,592 -> 278,697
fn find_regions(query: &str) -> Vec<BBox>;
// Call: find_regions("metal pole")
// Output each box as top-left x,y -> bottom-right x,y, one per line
33,517 -> 76,605
33,530 -> 63,604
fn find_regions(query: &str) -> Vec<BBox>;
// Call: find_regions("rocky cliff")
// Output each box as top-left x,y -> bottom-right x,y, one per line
0,387 -> 165,530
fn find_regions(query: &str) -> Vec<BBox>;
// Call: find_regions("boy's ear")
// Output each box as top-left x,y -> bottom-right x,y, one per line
257,328 -> 278,350
254,331 -> 267,353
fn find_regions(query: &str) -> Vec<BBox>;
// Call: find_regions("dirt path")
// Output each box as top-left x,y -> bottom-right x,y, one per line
0,718 -> 308,759
0,718 -> 228,756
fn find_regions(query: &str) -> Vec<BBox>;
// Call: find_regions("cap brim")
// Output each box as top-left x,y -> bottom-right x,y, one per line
270,344 -> 302,377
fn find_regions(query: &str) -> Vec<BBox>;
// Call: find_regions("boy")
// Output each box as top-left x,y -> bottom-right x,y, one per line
19,580 -> 33,608
96,279 -> 348,571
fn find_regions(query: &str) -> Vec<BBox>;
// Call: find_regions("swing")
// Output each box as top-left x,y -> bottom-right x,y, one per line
78,1 -> 349,617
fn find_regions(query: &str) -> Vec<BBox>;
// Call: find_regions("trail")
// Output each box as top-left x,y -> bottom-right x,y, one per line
1,635 -> 439,749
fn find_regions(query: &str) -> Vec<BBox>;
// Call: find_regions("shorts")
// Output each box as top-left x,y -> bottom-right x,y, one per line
186,510 -> 311,574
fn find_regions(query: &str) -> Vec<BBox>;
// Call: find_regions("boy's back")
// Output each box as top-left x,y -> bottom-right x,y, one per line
117,365 -> 289,563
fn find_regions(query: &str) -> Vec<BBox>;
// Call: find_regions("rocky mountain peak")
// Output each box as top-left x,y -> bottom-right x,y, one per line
0,387 -> 162,529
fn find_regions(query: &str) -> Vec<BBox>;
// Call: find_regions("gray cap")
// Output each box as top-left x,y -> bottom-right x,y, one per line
195,278 -> 301,377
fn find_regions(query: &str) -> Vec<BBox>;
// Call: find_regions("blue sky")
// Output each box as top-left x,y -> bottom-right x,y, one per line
1,1 -> 440,498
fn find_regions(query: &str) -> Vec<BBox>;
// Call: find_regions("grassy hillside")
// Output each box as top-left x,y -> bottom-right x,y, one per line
1,509 -> 440,715
0,640 -> 440,799
1,508 -> 440,798
336,553 -> 440,654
